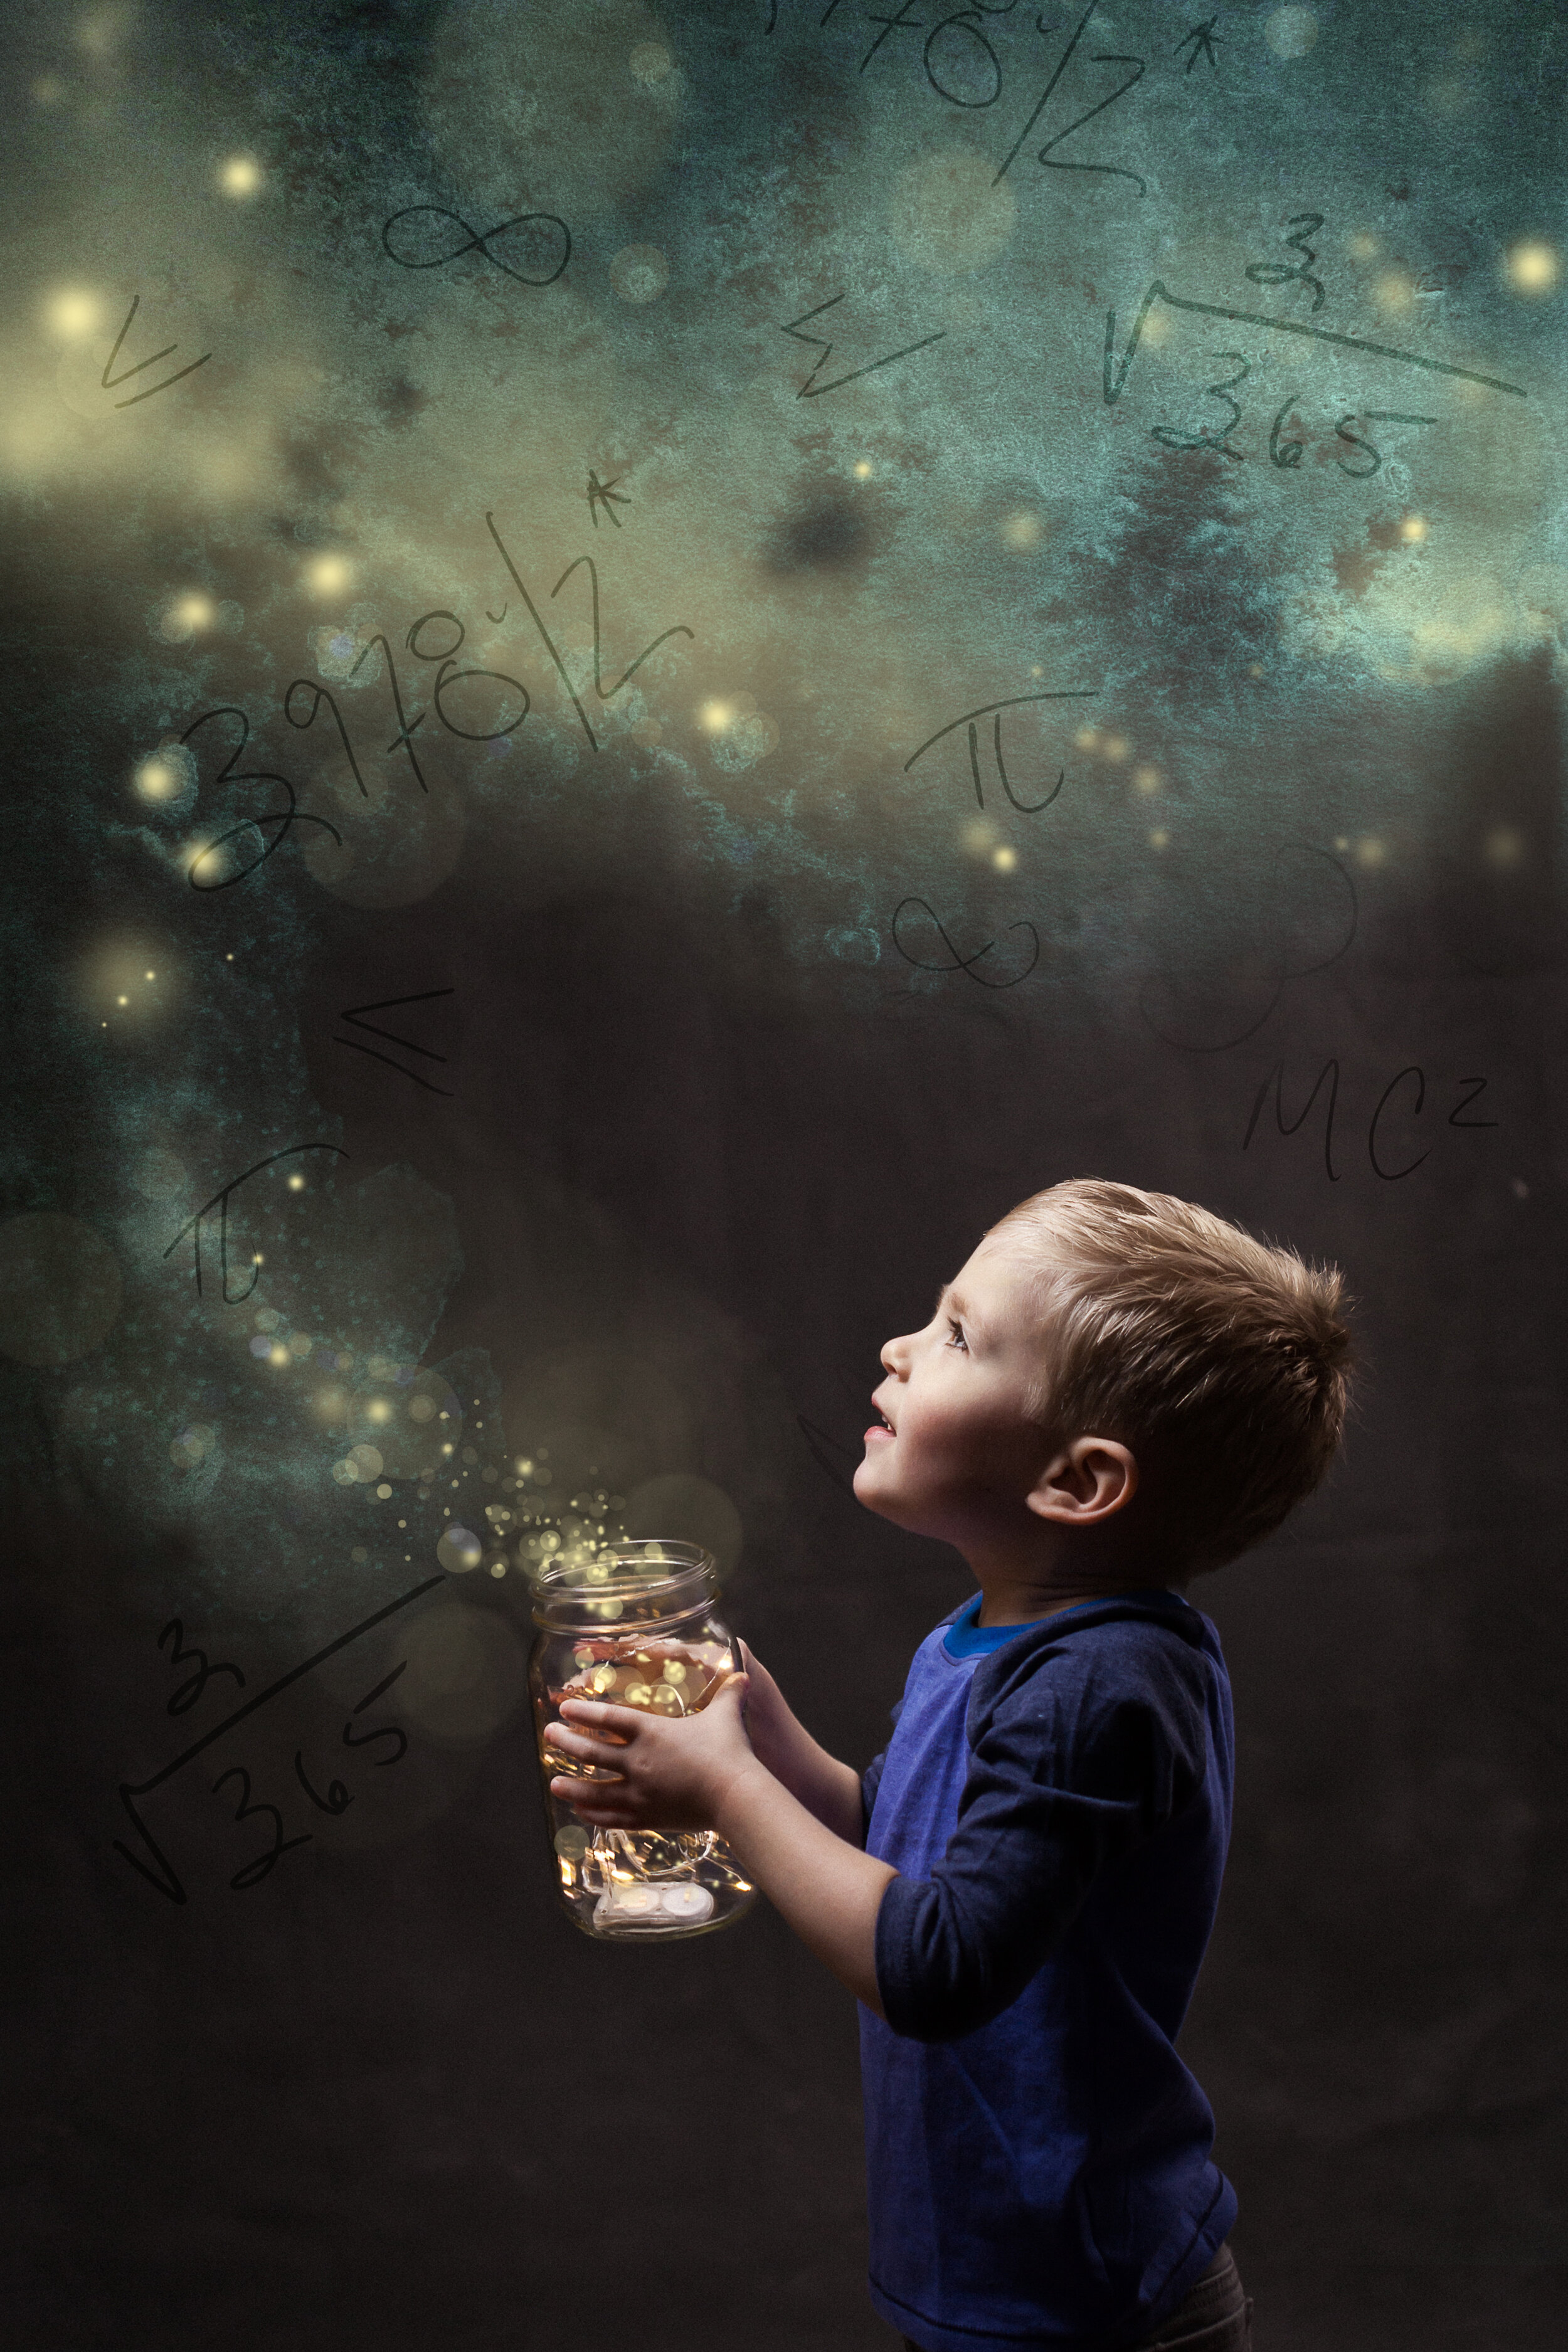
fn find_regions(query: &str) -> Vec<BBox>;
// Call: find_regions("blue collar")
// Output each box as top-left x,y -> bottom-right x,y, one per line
942,1589 -> 1191,1658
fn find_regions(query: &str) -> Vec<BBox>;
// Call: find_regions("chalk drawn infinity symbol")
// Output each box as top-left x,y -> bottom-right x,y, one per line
381,206 -> 572,287
893,897 -> 1039,991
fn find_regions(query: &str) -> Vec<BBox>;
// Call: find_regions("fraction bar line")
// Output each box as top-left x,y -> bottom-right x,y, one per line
1112,280 -> 1527,399
121,1574 -> 445,1802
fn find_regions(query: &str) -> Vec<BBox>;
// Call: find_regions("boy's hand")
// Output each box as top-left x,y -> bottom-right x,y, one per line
546,1671 -> 755,1833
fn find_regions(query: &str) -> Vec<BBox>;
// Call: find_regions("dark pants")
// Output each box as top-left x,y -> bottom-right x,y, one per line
901,2242 -> 1253,2352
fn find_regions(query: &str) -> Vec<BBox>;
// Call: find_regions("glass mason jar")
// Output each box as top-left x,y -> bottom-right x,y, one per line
528,1540 -> 758,1942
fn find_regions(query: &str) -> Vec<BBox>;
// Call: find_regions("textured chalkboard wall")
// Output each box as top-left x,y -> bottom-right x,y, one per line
4,3 -> 1564,2345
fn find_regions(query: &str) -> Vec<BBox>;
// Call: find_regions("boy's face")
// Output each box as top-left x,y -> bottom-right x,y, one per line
854,1236 -> 1059,1545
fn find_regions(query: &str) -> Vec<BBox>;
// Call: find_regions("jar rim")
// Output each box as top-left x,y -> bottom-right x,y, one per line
528,1538 -> 719,1627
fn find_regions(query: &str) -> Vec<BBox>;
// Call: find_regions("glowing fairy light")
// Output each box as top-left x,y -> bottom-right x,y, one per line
47,288 -> 98,340
1506,241 -> 1559,294
699,699 -> 734,733
219,156 -> 262,197
1001,512 -> 1043,549
174,593 -> 215,632
1133,765 -> 1162,796
992,847 -> 1017,872
1148,829 -> 1170,850
306,554 -> 352,596
1401,515 -> 1428,543
135,756 -> 177,800
287,1173 -> 305,1190
853,460 -> 873,479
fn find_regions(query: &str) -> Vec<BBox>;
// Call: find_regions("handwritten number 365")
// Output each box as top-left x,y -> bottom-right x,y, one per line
211,1766 -> 313,1892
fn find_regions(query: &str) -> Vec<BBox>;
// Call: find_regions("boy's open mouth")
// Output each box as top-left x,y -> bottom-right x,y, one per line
864,1406 -> 896,1443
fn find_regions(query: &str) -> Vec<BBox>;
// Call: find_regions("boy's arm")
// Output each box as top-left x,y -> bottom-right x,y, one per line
733,1641 -> 868,1846
546,1674 -> 896,2014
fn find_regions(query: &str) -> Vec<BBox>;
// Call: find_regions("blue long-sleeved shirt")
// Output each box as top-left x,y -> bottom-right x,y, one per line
859,1591 -> 1236,2352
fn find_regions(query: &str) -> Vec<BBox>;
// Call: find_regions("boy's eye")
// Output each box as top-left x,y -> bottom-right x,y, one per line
946,1318 -> 968,1352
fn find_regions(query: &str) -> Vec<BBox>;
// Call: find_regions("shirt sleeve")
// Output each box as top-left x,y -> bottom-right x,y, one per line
861,1748 -> 887,1835
873,1636 -> 1209,2043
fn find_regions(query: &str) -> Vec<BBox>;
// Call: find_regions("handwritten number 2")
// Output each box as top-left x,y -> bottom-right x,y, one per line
1038,52 -> 1148,196
1153,353 -> 1249,461
211,1767 -> 312,1891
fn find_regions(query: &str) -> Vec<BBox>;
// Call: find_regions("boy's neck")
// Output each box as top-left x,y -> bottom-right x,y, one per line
971,1547 -> 1187,1628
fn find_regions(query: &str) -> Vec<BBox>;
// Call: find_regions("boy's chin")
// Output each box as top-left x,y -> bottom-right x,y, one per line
852,1459 -> 928,1530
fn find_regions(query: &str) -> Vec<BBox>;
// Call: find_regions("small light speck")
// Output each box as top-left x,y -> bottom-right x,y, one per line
1512,1179 -> 1530,1199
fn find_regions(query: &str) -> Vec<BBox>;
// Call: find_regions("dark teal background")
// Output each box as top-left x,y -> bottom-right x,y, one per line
3,4 -> 1564,2344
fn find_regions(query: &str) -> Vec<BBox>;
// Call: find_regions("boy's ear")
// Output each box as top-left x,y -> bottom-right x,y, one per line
1025,1436 -> 1139,1526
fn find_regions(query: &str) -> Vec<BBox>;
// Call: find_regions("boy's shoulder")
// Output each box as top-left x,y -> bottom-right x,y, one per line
964,1593 -> 1227,1738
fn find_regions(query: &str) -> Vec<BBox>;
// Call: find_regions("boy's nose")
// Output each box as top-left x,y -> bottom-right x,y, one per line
881,1334 -> 909,1374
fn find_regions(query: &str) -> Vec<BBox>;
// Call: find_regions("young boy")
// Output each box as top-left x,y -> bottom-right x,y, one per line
547,1180 -> 1352,2351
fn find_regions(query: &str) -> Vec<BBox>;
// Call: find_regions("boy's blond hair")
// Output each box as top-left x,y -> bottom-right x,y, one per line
988,1180 -> 1352,1574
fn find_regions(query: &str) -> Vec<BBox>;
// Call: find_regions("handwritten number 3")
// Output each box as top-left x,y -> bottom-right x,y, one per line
181,707 -> 341,890
1153,354 -> 1249,461
211,1766 -> 312,1891
159,1619 -> 245,1715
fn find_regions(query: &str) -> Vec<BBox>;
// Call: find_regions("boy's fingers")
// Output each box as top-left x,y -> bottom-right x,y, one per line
559,1698 -> 640,1732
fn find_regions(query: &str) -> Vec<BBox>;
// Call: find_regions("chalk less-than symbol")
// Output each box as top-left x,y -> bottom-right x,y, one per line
780,292 -> 945,399
333,988 -> 456,1096
99,292 -> 212,408
381,205 -> 572,287
904,690 -> 1098,812
115,1586 -> 439,1903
